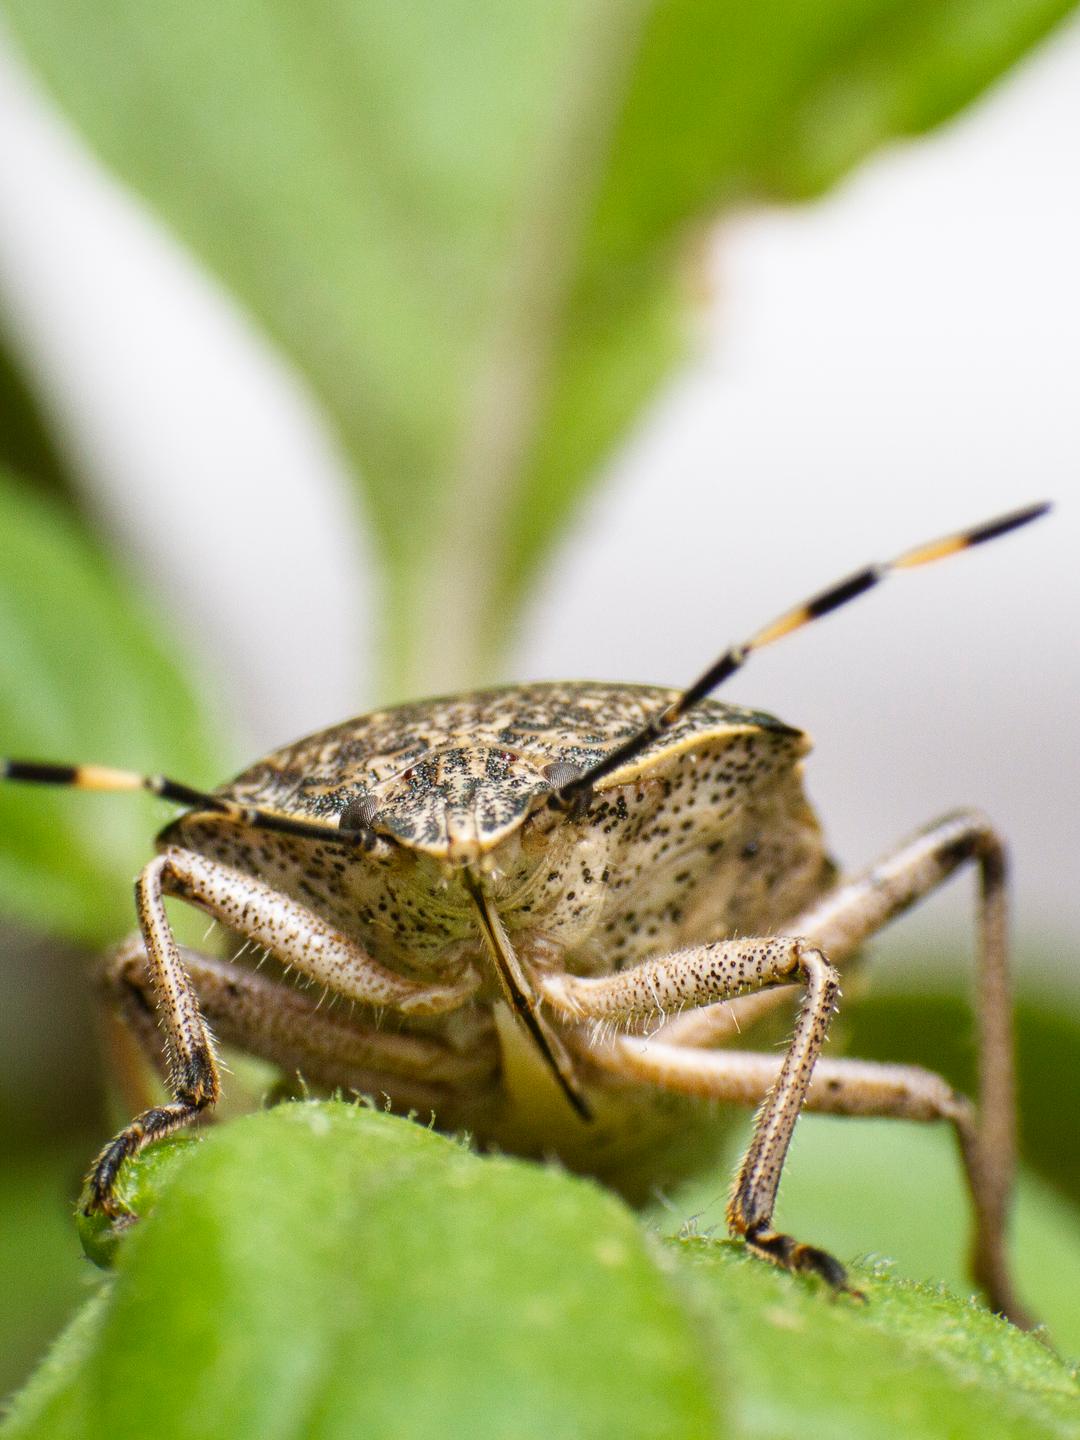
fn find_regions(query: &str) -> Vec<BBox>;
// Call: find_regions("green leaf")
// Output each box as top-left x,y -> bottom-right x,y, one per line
2,1103 -> 724,1440
840,990 -> 1080,1212
0,469 -> 223,944
0,1147 -> 99,1404
0,329 -> 71,501
1,1 -> 1074,693
7,1103 -> 1080,1440
74,1132 -> 199,1271
672,1239 -> 1080,1440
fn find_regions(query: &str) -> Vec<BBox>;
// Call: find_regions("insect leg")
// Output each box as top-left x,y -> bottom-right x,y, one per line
98,936 -> 177,1104
152,846 -> 480,1013
657,809 -> 1017,1315
85,847 -> 482,1213
541,938 -> 847,1293
586,1037 -> 1014,1312
84,859 -> 221,1216
585,1037 -> 1030,1327
101,936 -> 499,1109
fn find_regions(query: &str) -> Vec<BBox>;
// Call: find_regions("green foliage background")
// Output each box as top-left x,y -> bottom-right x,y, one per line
0,3 -> 1078,1435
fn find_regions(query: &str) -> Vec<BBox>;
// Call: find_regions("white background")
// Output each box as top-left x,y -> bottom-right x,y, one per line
0,17 -> 1076,975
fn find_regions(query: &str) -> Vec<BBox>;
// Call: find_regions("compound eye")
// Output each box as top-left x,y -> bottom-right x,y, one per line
339,792 -> 380,831
542,761 -> 585,791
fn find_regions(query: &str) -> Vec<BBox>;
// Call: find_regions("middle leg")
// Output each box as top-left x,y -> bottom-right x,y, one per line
580,1034 -> 1030,1327
101,934 -> 500,1114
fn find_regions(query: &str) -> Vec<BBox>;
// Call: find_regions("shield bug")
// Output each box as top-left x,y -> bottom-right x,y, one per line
3,502 -> 1050,1326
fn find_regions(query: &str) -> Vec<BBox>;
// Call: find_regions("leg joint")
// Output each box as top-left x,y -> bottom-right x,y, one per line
793,943 -> 841,1008
934,811 -> 1008,887
173,1048 -> 220,1108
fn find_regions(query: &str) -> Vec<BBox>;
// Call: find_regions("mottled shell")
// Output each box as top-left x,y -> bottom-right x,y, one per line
159,681 -> 831,1198
215,682 -> 804,861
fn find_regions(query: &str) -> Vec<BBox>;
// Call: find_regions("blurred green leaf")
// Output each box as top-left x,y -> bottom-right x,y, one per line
0,469 -> 223,943
1,1 -> 1074,694
7,1103 -> 1080,1440
2,1103 -> 724,1440
0,1146 -> 98,1404
0,331 -> 71,501
0,1289 -> 108,1439
840,990 -> 1080,1211
0,925 -> 102,1144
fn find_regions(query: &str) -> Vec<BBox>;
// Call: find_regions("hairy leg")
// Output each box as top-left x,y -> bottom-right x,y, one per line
86,847 -> 480,1213
101,935 -> 498,1111
653,811 -> 1018,1314
540,936 -> 846,1292
583,1034 -> 1028,1327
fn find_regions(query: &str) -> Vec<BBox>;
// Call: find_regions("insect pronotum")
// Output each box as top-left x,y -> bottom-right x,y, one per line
3,501 -> 1050,1327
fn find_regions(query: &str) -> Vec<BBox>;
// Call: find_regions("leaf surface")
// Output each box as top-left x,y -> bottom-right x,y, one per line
3,1104 -> 723,1440
673,1238 -> 1080,1440
6,1104 -> 1080,1440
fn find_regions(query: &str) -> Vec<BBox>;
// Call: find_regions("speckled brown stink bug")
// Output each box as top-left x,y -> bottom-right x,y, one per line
3,503 -> 1050,1325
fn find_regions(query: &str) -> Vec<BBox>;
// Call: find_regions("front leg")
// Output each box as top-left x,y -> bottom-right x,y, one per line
541,938 -> 850,1294
86,846 -> 480,1215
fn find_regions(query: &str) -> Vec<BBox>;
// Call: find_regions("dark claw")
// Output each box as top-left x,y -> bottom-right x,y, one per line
747,1225 -> 864,1301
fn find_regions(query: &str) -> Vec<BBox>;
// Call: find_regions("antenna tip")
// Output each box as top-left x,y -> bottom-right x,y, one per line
968,501 -> 1052,548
